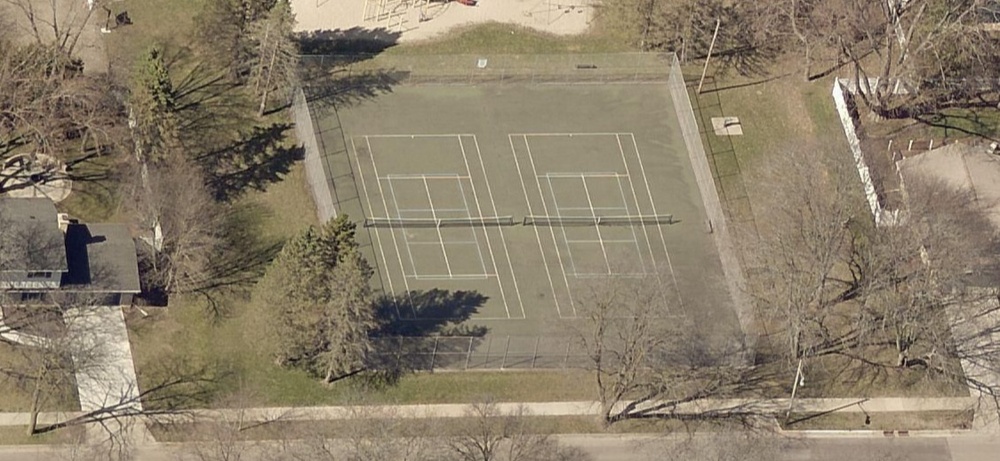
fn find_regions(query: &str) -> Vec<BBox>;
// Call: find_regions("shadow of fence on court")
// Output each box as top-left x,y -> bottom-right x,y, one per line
369,335 -> 592,371
299,53 -> 675,86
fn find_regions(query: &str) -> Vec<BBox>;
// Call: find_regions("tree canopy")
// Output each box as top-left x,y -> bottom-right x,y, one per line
252,215 -> 377,382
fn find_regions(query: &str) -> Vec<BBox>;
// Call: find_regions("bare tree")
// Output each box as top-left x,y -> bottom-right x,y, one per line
447,398 -> 590,461
1,0 -> 102,56
123,157 -> 226,297
578,266 -> 762,426
0,42 -> 125,193
746,142 -> 864,361
247,0 -> 297,116
825,0 -> 1000,116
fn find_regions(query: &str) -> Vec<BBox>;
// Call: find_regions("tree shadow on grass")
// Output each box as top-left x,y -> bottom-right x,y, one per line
369,289 -> 489,375
196,123 -> 305,202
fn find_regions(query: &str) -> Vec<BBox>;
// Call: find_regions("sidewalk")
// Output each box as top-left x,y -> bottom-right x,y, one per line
0,397 -> 975,427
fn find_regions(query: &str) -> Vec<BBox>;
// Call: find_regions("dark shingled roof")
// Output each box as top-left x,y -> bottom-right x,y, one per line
62,223 -> 141,293
0,198 -> 68,272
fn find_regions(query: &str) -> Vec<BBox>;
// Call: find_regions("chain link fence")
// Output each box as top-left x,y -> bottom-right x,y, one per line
369,335 -> 592,371
300,52 -> 674,86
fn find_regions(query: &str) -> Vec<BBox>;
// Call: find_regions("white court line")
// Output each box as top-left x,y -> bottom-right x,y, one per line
555,206 -> 632,212
570,273 -> 647,279
541,172 -> 627,179
410,274 -> 493,281
408,240 -> 481,246
473,136 -> 525,319
581,176 -> 612,275
364,133 -> 475,139
350,136 -> 400,318
421,176 -> 453,278
614,173 -> 648,273
508,134 -> 563,319
628,133 -> 683,309
546,176 -> 581,276
458,136 -> 513,320
385,174 -> 423,291
398,207 -> 471,213
383,174 -> 471,180
456,177 -> 490,278
526,136 -> 577,317
511,132 -> 628,137
616,134 -> 657,275
564,239 -> 638,244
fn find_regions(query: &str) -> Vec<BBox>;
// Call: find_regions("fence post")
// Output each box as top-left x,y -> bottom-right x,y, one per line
429,337 -> 440,370
464,336 -> 474,370
531,337 -> 540,369
485,336 -> 493,368
500,336 -> 510,370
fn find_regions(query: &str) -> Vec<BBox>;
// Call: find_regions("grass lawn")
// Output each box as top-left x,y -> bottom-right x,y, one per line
383,22 -> 629,55
151,415 -> 733,442
781,410 -> 973,431
0,343 -> 80,413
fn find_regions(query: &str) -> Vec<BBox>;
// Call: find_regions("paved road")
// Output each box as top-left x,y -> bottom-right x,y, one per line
0,434 -> 995,461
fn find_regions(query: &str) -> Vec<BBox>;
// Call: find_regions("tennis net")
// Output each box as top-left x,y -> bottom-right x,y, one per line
363,216 -> 517,228
523,215 -> 673,226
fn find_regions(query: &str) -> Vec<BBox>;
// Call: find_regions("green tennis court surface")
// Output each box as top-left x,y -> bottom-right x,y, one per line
307,80 -> 743,368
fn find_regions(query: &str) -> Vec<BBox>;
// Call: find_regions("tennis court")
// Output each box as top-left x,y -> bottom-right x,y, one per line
302,57 -> 746,365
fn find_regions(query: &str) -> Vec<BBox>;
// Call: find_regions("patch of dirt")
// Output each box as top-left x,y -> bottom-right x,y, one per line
290,0 -> 594,42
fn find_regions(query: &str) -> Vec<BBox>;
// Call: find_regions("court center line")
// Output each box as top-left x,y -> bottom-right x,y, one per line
508,134 -> 563,319
383,174 -> 471,180
474,135 -> 528,319
613,170 -> 648,273
410,274 -> 493,280
458,135 -> 514,320
553,206 -> 633,212
511,132 -> 627,137
408,240 -> 482,246
364,133 -> 475,139
398,207 -> 471,213
385,176 -> 424,294
616,133 -> 657,274
564,239 -> 638,244
628,132 -> 684,309
456,176 -> 490,279
581,176 -> 612,275
349,136 -> 400,318
422,175 -> 453,278
541,172 -> 625,179
525,135 -> 578,318
545,176 -> 580,276
366,136 -> 419,316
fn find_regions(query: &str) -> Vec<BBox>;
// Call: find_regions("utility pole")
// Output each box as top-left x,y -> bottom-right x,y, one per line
697,18 -> 721,94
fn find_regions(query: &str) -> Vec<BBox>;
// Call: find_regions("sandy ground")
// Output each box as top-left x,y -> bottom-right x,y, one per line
290,0 -> 595,42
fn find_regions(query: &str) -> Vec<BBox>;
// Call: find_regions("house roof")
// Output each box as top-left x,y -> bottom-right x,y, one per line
62,223 -> 141,294
0,197 -> 68,272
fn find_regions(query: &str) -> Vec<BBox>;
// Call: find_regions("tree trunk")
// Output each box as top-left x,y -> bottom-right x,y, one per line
27,379 -> 42,436
258,43 -> 278,116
